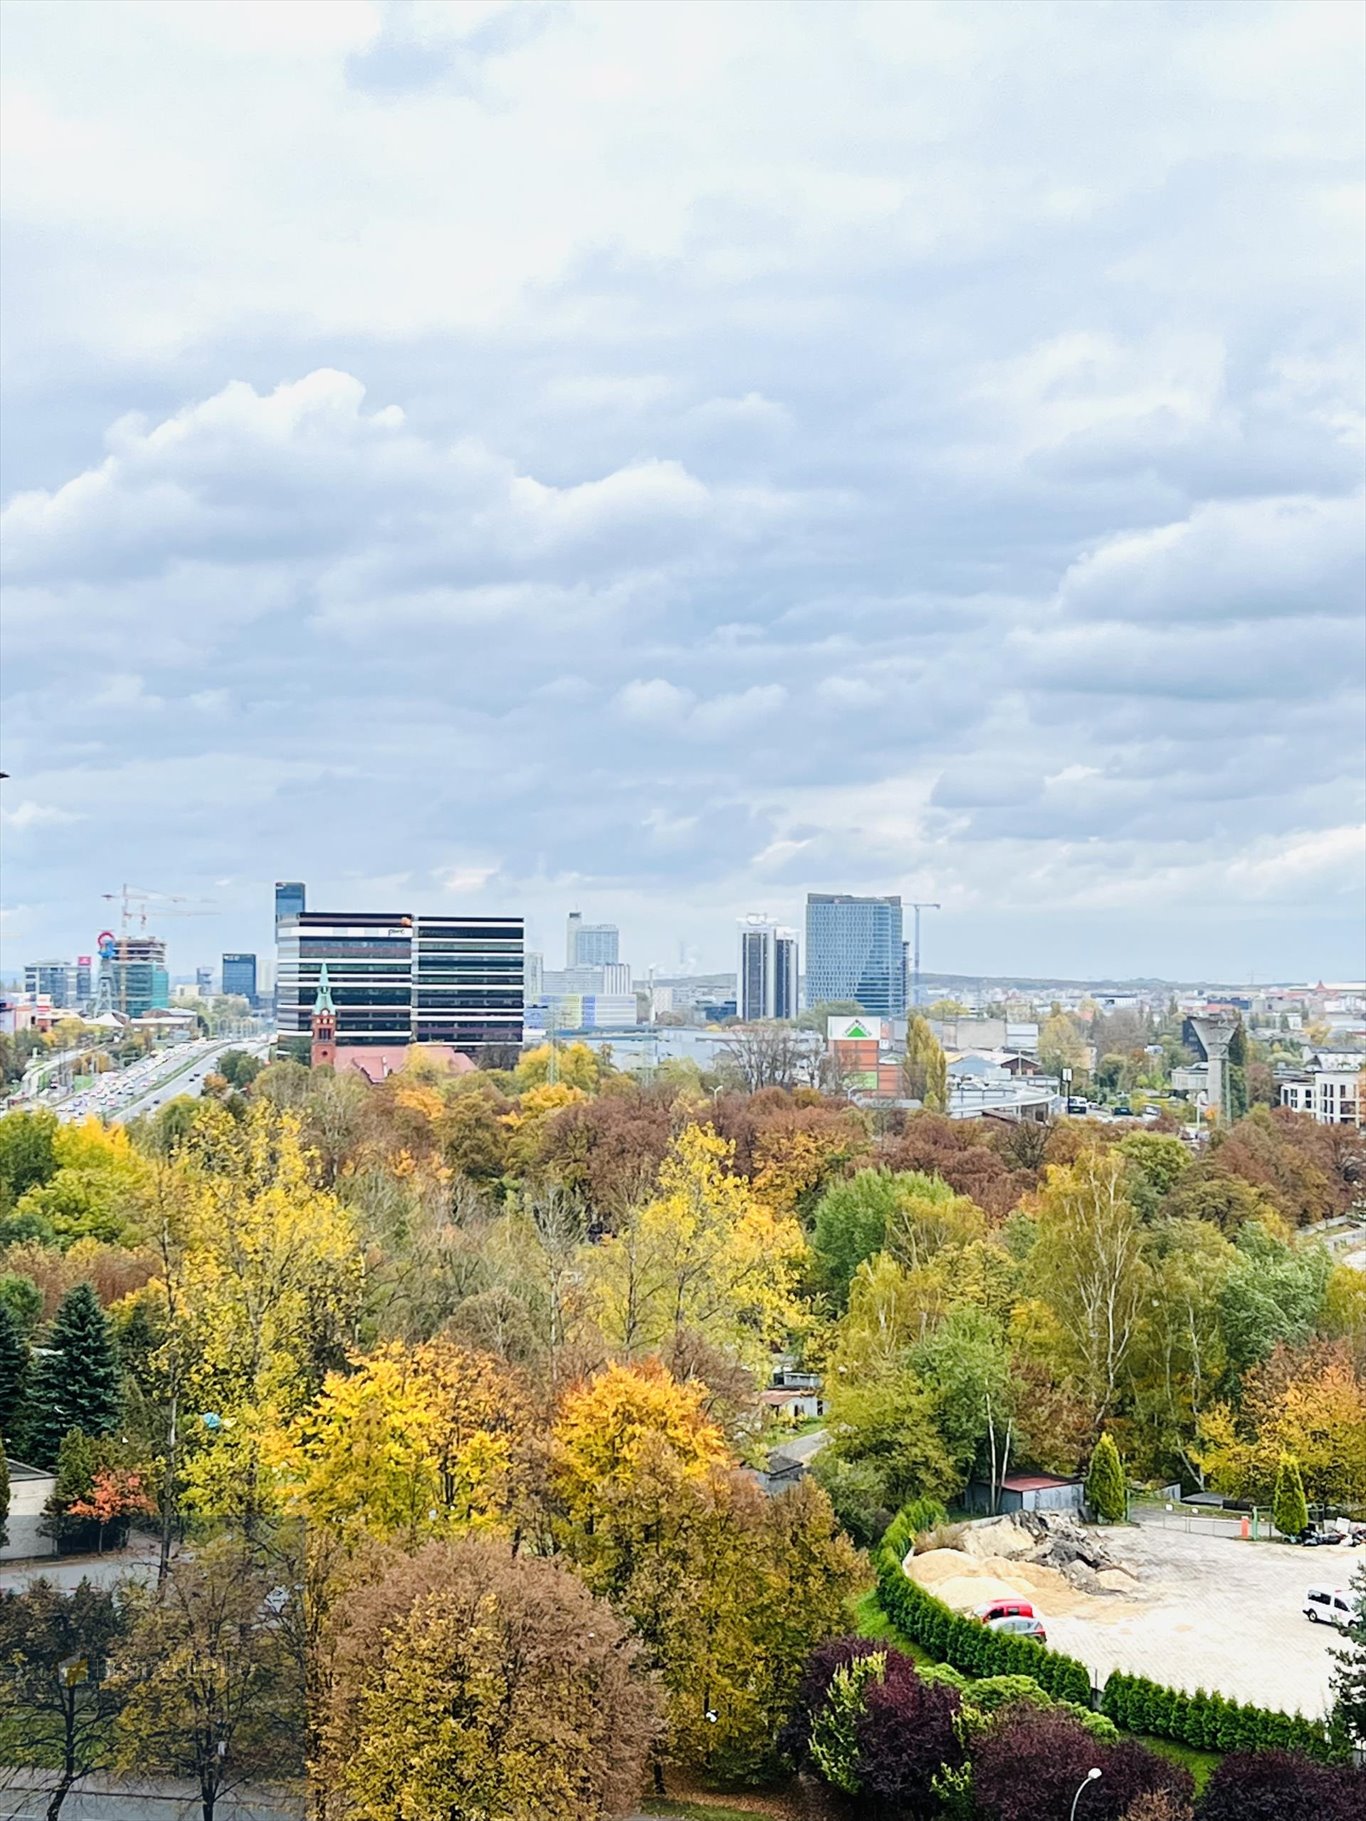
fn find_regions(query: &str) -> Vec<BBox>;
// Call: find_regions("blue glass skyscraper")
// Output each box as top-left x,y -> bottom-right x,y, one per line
804,893 -> 906,1017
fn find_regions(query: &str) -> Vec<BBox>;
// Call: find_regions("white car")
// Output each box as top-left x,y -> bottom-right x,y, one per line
1303,1585 -> 1355,1627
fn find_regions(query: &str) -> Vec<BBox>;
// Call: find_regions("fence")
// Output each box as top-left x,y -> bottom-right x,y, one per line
1135,1508 -> 1251,1539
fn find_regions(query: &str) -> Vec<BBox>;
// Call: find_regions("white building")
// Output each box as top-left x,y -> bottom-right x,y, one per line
737,916 -> 799,1021
1280,1068 -> 1362,1127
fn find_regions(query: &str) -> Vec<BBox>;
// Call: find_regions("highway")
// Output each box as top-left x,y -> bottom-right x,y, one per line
48,1034 -> 273,1126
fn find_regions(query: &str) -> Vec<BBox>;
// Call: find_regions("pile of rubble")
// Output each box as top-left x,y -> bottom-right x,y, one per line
956,1511 -> 1143,1598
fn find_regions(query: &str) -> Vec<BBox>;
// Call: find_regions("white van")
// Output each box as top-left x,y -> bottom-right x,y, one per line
1303,1585 -> 1355,1628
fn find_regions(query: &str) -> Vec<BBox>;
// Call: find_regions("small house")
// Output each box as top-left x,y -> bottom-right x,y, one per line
1,1462 -> 58,1561
964,1472 -> 1085,1516
760,1385 -> 825,1424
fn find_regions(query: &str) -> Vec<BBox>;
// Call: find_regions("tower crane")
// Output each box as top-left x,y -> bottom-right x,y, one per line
101,885 -> 214,934
907,901 -> 940,1010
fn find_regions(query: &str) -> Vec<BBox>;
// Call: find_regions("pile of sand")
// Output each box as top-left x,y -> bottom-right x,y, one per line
907,1546 -> 1140,1621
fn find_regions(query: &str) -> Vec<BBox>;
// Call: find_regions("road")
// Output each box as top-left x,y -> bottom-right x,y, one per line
0,1772 -> 300,1820
49,1035 -> 272,1127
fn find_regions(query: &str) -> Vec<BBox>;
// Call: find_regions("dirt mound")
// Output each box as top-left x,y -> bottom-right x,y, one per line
906,1516 -> 1147,1619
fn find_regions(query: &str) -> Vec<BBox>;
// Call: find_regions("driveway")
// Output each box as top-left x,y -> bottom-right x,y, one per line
1042,1517 -> 1348,1717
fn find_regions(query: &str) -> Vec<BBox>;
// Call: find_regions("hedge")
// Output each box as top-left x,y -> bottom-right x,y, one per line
873,1537 -> 1339,1764
1100,1670 -> 1337,1764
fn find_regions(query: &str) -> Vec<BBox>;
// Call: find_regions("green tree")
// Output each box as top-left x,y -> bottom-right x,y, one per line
25,1285 -> 122,1470
1085,1432 -> 1126,1523
0,1300 -> 29,1442
0,1108 -> 60,1201
0,1577 -> 129,1817
811,1172 -> 905,1306
1331,1562 -> 1366,1746
1272,1452 -> 1309,1539
903,1017 -> 948,1112
0,1272 -> 44,1334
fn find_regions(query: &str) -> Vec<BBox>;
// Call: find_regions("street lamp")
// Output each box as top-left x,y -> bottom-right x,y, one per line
1069,1767 -> 1102,1821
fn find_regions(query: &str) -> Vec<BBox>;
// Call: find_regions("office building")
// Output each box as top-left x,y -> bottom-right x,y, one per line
805,894 -> 906,1018
737,917 -> 799,1021
276,901 -> 523,1063
601,961 -> 632,995
23,959 -> 89,1011
411,916 -> 524,1055
103,935 -> 171,1019
275,881 -> 306,927
566,913 -> 619,968
195,966 -> 214,998
222,952 -> 258,1006
524,951 -> 544,1002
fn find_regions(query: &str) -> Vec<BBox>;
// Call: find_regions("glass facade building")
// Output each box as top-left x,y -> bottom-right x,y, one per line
106,936 -> 171,1018
222,952 -> 258,1005
737,919 -> 799,1021
804,894 -> 906,1017
276,906 -> 523,1061
275,881 -> 306,926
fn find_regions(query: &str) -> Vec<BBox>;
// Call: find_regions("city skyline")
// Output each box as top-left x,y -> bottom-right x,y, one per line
1,3 -> 1363,986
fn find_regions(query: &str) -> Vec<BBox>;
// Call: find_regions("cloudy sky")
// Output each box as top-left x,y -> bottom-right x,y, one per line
2,0 -> 1363,985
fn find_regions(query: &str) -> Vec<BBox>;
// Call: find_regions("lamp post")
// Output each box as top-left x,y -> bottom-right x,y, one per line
1069,1767 -> 1102,1821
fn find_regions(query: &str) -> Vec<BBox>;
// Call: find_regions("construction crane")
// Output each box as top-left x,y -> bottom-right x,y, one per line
101,885 -> 214,933
907,901 -> 941,1010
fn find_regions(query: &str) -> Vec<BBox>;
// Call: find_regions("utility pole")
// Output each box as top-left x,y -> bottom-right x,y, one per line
908,902 -> 940,1009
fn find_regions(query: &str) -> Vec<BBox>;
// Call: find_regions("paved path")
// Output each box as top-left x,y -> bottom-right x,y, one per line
1,1543 -> 161,1593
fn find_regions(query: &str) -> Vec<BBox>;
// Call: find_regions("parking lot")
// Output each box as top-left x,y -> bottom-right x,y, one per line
1045,1516 -> 1346,1718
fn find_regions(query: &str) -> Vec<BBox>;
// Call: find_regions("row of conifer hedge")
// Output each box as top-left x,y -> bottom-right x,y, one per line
873,1525 -> 1339,1764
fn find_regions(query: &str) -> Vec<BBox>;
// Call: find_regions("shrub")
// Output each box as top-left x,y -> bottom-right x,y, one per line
972,1706 -> 1192,1821
810,1653 -> 885,1793
1196,1749 -> 1365,1821
780,1634 -> 885,1767
856,1654 -> 964,1817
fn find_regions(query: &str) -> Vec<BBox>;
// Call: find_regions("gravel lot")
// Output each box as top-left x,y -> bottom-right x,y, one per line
1043,1517 -> 1349,1718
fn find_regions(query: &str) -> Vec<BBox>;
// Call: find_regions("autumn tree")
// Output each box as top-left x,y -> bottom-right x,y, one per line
0,1578 -> 129,1818
321,1537 -> 657,1820
902,1017 -> 948,1112
587,1124 -> 807,1376
1196,1342 -> 1366,1507
25,1284 -> 122,1469
272,1338 -> 531,1544
1028,1148 -> 1147,1427
172,1103 -> 363,1527
111,1536 -> 303,1821
1332,1562 -> 1366,1746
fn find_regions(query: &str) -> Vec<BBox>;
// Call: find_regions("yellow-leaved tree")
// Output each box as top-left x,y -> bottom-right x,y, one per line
271,1338 -> 532,1544
588,1124 -> 807,1374
172,1102 -> 364,1528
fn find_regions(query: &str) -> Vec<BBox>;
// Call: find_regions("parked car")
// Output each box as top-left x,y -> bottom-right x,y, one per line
1304,1586 -> 1355,1627
974,1598 -> 1036,1624
986,1614 -> 1048,1644
1065,1097 -> 1089,1116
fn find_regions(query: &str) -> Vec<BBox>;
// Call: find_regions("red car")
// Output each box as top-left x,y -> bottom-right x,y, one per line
974,1598 -> 1036,1625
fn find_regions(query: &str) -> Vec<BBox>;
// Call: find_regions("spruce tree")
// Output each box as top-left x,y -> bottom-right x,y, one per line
25,1284 -> 121,1470
0,1299 -> 28,1443
1272,1452 -> 1309,1539
1085,1431 -> 1126,1523
1331,1563 -> 1366,1747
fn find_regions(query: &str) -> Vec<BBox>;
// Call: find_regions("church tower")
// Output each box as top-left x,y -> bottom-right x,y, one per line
310,962 -> 337,1070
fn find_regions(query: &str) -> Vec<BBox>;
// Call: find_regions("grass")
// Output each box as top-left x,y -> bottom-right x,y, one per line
849,1586 -> 931,1663
1137,1733 -> 1221,1793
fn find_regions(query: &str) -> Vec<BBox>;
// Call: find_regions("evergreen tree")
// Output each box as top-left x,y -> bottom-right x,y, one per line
25,1284 -> 121,1470
1272,1452 -> 1309,1539
0,1299 -> 28,1442
1085,1431 -> 1127,1523
1332,1563 -> 1366,1746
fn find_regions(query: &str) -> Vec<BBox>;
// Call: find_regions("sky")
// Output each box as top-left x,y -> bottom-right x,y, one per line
1,0 -> 1363,986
